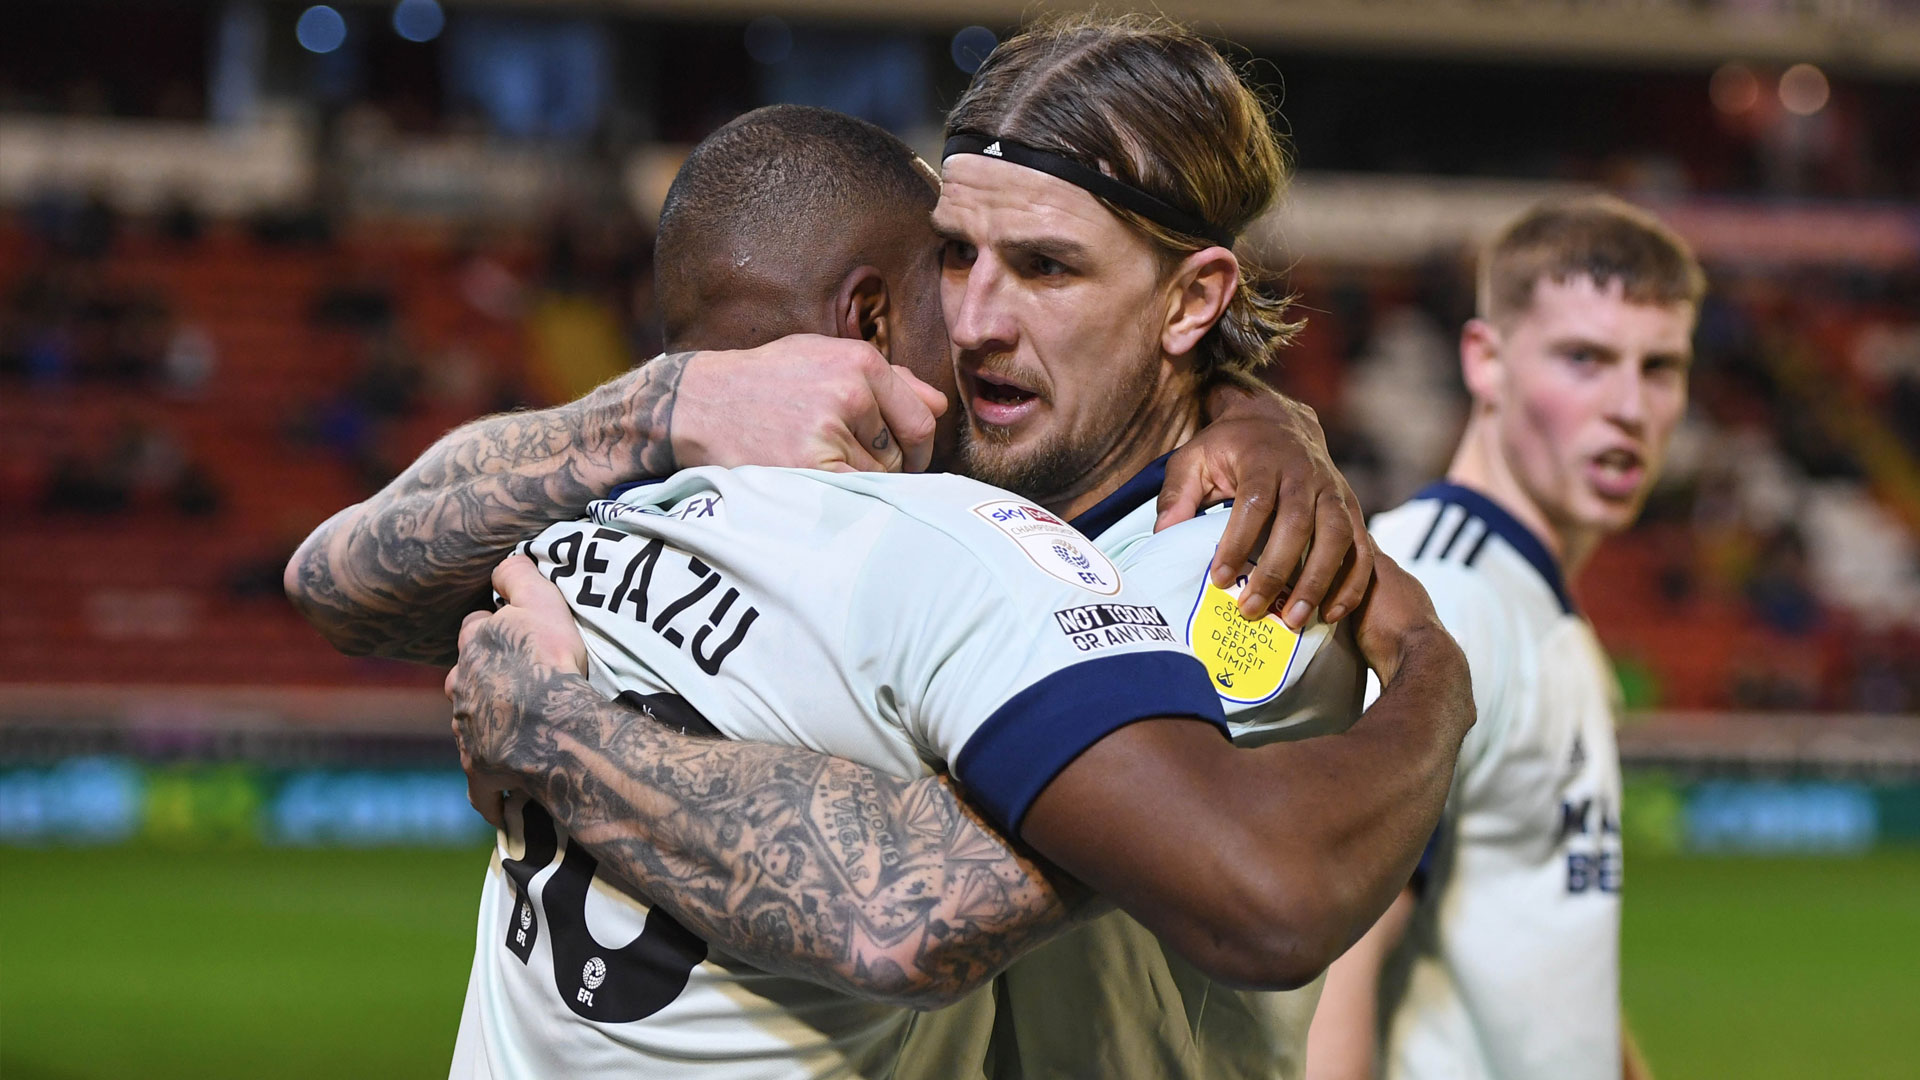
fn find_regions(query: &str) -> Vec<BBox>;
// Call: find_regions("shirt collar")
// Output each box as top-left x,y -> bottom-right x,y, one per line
1068,452 -> 1174,538
1413,481 -> 1576,614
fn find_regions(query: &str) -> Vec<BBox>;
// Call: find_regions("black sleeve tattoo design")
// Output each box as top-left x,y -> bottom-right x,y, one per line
456,625 -> 1088,1009
285,353 -> 692,664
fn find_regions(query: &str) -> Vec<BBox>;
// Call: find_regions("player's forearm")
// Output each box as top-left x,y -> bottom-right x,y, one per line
1243,628 -> 1471,970
284,354 -> 690,663
1303,959 -> 1380,1080
496,673 -> 1083,1009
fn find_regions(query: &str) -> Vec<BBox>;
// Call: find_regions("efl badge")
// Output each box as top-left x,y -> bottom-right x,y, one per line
973,500 -> 1122,595
1186,573 -> 1302,705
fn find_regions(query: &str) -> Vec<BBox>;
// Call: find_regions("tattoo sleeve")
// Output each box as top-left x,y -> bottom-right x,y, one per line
480,668 -> 1088,1009
285,353 -> 692,664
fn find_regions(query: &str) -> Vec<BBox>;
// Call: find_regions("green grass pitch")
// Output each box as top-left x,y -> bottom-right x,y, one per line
1621,849 -> 1920,1079
2,845 -> 1916,1078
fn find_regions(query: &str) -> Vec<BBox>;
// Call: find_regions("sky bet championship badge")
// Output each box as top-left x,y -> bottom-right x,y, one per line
1186,572 -> 1304,705
973,499 -> 1122,595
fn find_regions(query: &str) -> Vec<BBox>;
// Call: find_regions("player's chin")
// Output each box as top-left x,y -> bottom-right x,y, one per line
1580,489 -> 1647,534
960,440 -> 1017,479
957,434 -> 1043,492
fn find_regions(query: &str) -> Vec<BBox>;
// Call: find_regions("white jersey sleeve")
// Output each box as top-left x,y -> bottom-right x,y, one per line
1097,505 -> 1366,741
840,490 -> 1232,835
542,470 -> 1228,810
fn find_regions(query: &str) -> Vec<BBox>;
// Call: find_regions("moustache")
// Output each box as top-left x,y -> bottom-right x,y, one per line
956,351 -> 1052,403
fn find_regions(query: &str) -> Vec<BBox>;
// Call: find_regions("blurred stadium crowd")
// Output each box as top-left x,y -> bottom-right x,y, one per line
1,0 -> 1917,715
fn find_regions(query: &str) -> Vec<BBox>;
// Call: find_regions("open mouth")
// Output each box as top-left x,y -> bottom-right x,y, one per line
975,372 -> 1037,406
968,370 -> 1043,427
1589,447 -> 1646,499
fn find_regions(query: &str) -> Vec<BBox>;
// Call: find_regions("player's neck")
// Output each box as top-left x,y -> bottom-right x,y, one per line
1446,419 -> 1603,580
1045,382 -> 1201,522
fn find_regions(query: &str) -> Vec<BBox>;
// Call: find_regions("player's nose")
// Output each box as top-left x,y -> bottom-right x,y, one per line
946,259 -> 1015,354
1604,364 -> 1649,432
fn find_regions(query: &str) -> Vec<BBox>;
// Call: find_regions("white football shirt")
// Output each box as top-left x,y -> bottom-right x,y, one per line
448,466 -> 1226,1080
912,455 -> 1368,1080
1369,482 -> 1624,1080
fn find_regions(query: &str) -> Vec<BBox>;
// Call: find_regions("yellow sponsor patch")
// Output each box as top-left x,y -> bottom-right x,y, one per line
1186,574 -> 1303,705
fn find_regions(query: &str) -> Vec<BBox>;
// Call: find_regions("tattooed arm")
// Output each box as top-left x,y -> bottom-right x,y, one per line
285,354 -> 690,664
447,557 -> 1087,1009
285,336 -> 944,665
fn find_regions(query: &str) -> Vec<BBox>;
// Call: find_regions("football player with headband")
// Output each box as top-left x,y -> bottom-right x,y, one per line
438,16 -> 1473,1080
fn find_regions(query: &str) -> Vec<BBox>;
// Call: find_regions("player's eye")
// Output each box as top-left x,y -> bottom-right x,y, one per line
942,240 -> 977,269
1030,256 -> 1069,277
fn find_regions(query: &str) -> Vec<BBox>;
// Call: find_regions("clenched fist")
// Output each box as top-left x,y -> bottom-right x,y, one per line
671,335 -> 948,474
445,554 -> 591,827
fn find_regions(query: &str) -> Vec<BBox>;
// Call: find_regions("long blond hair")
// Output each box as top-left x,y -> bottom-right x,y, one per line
946,12 -> 1300,378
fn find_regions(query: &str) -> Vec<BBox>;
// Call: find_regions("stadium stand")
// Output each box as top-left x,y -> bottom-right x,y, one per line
0,216 -> 536,686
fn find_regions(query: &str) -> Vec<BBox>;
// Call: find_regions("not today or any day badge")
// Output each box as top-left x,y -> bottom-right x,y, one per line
1186,571 -> 1304,706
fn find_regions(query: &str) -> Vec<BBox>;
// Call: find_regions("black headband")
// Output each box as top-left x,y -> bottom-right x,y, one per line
943,134 -> 1237,249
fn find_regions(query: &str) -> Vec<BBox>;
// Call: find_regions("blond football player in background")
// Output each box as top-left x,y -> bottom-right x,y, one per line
1306,196 -> 1702,1080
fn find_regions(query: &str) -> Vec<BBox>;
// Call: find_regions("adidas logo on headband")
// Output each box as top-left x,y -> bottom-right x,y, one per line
942,134 -> 1237,249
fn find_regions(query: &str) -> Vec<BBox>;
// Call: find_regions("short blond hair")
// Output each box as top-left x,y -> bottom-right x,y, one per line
1479,196 -> 1706,324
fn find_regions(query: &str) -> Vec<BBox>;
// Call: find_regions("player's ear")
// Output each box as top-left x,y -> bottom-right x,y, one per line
1460,317 -> 1505,407
836,266 -> 892,359
1161,248 -> 1239,360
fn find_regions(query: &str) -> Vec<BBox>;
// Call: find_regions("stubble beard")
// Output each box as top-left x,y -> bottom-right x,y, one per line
955,343 -> 1163,505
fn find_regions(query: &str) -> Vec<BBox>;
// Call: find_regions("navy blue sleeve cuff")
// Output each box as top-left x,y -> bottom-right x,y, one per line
953,651 -> 1228,838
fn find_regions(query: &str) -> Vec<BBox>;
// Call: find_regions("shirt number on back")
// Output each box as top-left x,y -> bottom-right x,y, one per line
505,796 -> 708,1023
